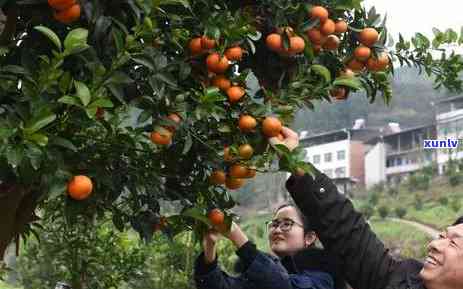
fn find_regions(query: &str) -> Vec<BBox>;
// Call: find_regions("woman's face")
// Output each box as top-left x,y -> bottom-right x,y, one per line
268,206 -> 315,257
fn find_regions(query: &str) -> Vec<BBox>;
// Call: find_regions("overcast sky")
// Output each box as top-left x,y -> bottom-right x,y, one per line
363,0 -> 463,41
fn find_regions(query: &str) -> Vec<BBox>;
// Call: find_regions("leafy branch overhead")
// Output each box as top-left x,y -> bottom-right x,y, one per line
0,0 -> 463,245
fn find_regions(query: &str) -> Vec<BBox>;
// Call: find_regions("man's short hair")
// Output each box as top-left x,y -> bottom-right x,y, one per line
453,216 -> 463,226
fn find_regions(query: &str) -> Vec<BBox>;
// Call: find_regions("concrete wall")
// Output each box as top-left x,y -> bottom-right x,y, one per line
365,142 -> 386,188
350,141 -> 366,184
304,139 -> 350,178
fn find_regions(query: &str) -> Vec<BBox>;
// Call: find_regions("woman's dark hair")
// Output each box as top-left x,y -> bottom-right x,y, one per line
274,203 -> 314,233
454,216 -> 463,226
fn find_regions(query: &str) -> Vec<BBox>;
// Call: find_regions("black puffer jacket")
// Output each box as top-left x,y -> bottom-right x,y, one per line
286,170 -> 427,289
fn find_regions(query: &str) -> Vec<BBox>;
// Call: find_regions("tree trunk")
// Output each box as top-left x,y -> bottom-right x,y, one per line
0,184 -> 38,261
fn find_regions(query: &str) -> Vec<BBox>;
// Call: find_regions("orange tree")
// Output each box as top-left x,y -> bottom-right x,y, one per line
1,0 -> 463,260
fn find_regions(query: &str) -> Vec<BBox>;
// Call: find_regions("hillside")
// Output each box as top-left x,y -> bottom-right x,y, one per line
293,67 -> 459,134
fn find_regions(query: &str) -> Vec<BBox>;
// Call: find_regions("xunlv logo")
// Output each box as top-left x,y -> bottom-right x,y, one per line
423,139 -> 459,149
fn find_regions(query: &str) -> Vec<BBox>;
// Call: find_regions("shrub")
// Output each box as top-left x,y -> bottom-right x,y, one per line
395,207 -> 407,218
451,199 -> 462,212
449,173 -> 462,187
378,205 -> 389,219
359,204 -> 375,220
439,196 -> 449,206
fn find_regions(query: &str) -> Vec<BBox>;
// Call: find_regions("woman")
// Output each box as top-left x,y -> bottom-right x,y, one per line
194,203 -> 346,289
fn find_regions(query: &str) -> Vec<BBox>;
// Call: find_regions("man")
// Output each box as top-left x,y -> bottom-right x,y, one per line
271,127 -> 463,289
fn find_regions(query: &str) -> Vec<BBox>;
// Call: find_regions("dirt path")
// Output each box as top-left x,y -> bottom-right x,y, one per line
389,218 -> 440,239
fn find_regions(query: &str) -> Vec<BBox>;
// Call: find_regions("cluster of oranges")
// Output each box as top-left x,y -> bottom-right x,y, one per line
266,27 -> 306,56
67,175 -> 93,200
48,0 -> 81,24
150,113 -> 182,146
349,38 -> 390,73
189,36 -> 246,104
208,115 -> 283,190
306,6 -> 347,53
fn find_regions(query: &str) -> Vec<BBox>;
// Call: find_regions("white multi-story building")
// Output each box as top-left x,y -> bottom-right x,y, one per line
365,124 -> 436,188
299,123 -> 380,195
435,96 -> 463,174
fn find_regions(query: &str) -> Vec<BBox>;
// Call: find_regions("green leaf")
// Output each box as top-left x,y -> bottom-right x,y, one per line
182,207 -> 211,226
310,65 -> 331,83
333,77 -> 362,90
182,133 -> 193,155
27,133 -> 49,147
75,81 -> 91,106
24,113 -> 56,135
104,72 -> 134,85
89,98 -> 114,108
7,146 -> 23,168
49,137 -> 77,152
64,28 -> 89,53
34,26 -> 62,51
58,95 -> 81,106
245,71 -> 260,97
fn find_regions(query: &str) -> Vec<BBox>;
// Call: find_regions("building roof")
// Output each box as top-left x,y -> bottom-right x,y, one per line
435,95 -> 463,106
365,123 -> 436,146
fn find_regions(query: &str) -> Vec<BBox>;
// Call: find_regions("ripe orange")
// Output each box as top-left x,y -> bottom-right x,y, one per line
307,29 -> 323,45
313,44 -> 322,54
209,170 -> 227,185
227,86 -> 245,103
239,115 -> 257,132
295,168 -> 305,177
189,37 -> 203,55
323,35 -> 340,50
154,216 -> 168,232
376,53 -> 390,70
150,128 -> 172,145
288,36 -> 305,54
225,46 -> 243,61
244,167 -> 256,178
48,0 -> 75,10
68,175 -> 93,200
330,87 -> 348,100
266,33 -> 283,52
354,46 -> 371,61
339,68 -> 355,78
229,164 -> 249,178
320,19 -> 335,35
335,20 -> 348,34
223,146 -> 235,162
54,4 -> 81,24
96,107 -> 104,120
211,75 -> 231,91
208,209 -> 225,225
347,59 -> 365,72
359,28 -> 379,47
262,116 -> 282,137
166,113 -> 181,131
238,144 -> 254,159
201,36 -> 216,50
206,53 -> 229,74
310,6 -> 329,23
225,177 -> 245,190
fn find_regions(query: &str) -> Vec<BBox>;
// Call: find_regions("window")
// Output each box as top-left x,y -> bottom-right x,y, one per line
335,167 -> 346,178
323,169 -> 333,178
324,152 -> 332,162
337,150 -> 346,161
313,154 -> 320,164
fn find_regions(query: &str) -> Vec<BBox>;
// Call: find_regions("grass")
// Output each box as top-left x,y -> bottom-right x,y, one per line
356,176 -> 463,230
0,281 -> 21,289
369,217 -> 431,259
